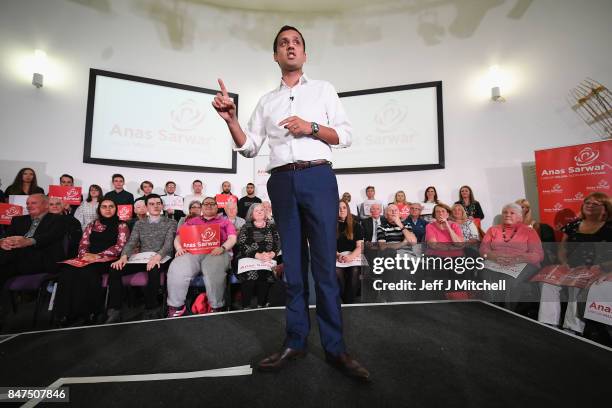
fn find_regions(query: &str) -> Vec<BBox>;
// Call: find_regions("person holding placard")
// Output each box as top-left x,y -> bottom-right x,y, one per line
161,181 -> 185,222
357,186 -> 383,220
421,186 -> 439,223
105,194 -> 177,323
212,25 -> 369,380
166,197 -> 237,317
336,200 -> 364,304
479,203 -> 544,313
538,192 -> 612,335
234,203 -> 281,309
55,198 -> 129,326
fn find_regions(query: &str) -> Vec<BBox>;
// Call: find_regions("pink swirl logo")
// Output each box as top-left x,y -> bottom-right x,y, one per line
574,192 -> 584,200
201,228 -> 216,242
553,203 -> 563,211
598,180 -> 609,189
375,100 -> 408,133
171,99 -> 205,131
5,207 -> 20,216
66,188 -> 80,199
118,207 -> 130,217
552,184 -> 562,192
574,147 -> 599,167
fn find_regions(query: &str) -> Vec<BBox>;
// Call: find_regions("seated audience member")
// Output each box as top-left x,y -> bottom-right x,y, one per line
455,185 -> 484,222
538,192 -> 612,335
358,185 -> 384,219
225,201 -> 245,232
135,180 -> 154,203
237,182 -> 262,219
377,204 -> 417,249
59,174 -> 81,215
262,201 -> 275,224
449,203 -> 480,243
393,190 -> 410,221
425,203 -> 464,257
341,192 -> 358,216
421,186 -> 440,223
161,181 -> 185,222
104,174 -> 134,206
5,167 -> 45,196
128,199 -> 148,231
479,203 -> 544,312
404,203 -> 427,243
362,203 -> 384,245
48,196 -> 82,258
183,179 -> 206,214
178,200 -> 202,228
234,203 -> 281,309
55,199 -> 130,326
106,194 -> 177,322
0,194 -> 64,323
516,198 -> 556,264
336,200 -> 364,304
166,197 -> 236,317
74,184 -> 103,230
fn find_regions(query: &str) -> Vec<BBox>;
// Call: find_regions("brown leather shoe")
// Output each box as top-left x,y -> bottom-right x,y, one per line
325,352 -> 371,382
257,347 -> 307,372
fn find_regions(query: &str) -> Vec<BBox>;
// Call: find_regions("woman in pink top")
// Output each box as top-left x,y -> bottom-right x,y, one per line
479,203 -> 544,313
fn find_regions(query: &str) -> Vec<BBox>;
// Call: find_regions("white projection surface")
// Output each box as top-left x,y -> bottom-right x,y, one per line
86,74 -> 234,171
333,84 -> 442,172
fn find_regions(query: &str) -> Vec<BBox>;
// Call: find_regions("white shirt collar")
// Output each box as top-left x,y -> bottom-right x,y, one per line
279,74 -> 309,90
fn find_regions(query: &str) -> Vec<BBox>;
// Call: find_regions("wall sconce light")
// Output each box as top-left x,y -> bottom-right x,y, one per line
489,65 -> 506,102
32,49 -> 47,88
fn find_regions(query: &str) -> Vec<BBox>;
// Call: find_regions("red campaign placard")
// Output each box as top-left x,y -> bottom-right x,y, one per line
396,203 -> 410,220
535,140 -> 612,240
117,205 -> 133,221
530,264 -> 602,289
215,194 -> 238,209
48,185 -> 82,205
179,223 -> 221,254
0,203 -> 23,225
58,255 -> 117,268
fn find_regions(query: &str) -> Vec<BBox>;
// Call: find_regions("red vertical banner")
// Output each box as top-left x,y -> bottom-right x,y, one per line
535,140 -> 612,239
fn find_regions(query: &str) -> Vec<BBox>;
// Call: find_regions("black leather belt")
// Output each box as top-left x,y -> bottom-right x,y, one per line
271,159 -> 332,173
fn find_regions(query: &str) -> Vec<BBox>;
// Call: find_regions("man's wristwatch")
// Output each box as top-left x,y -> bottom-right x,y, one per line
311,122 -> 320,136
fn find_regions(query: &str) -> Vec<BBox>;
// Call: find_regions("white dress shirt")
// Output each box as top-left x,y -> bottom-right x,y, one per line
235,74 -> 352,171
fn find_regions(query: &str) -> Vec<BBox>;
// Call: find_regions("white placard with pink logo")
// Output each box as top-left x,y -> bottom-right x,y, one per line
253,154 -> 270,201
584,275 -> 612,326
126,251 -> 171,264
162,195 -> 183,211
237,257 -> 277,274
8,195 -> 28,215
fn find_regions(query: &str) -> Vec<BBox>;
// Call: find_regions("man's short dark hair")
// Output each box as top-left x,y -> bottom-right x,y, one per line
247,183 -> 255,187
366,186 -> 375,191
145,193 -> 162,205
60,174 -> 74,182
112,173 -> 124,182
140,180 -> 153,190
165,181 -> 176,187
193,179 -> 203,185
273,25 -> 306,53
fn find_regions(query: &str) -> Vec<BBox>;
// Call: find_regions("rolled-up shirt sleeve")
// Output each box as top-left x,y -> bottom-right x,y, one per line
233,97 -> 266,158
325,83 -> 352,149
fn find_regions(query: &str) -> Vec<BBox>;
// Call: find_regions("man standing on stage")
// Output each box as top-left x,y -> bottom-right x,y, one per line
212,25 -> 369,381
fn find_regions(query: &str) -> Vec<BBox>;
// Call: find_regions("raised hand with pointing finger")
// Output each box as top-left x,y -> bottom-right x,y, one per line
212,78 -> 237,124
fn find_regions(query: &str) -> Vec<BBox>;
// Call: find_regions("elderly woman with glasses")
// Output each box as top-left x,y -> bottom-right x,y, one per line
479,203 -> 544,312
233,203 -> 281,309
166,197 -> 237,317
177,200 -> 203,228
538,192 -> 612,335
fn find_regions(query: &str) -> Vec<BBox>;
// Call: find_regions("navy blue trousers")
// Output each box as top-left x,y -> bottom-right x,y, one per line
267,164 -> 346,355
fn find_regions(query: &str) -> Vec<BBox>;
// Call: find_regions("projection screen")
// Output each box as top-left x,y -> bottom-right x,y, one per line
333,81 -> 444,173
83,69 -> 237,173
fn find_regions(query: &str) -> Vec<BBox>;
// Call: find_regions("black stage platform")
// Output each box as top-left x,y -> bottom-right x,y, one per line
1,301 -> 610,407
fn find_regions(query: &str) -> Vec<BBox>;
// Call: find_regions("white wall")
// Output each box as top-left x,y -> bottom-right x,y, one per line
1,0 -> 611,228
